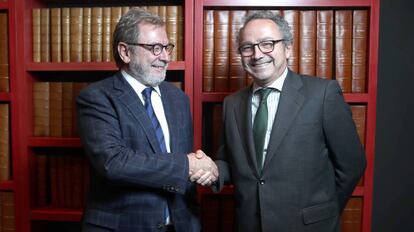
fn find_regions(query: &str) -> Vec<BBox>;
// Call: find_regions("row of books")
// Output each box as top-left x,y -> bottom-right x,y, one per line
201,195 -> 362,232
32,5 -> 184,63
33,82 -> 89,137
0,191 -> 15,232
35,152 -> 89,209
0,104 -> 10,182
0,12 -> 9,93
203,9 -> 368,93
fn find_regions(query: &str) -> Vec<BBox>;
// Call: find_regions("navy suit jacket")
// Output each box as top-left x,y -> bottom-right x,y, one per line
77,72 -> 200,232
215,70 -> 366,232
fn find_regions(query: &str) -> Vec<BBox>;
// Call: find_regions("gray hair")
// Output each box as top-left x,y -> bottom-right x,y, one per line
112,8 -> 165,67
239,10 -> 293,47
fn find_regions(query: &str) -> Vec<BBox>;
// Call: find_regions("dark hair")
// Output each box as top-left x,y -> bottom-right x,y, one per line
239,10 -> 293,47
112,8 -> 165,67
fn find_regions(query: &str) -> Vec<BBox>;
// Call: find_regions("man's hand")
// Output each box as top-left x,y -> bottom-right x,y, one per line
187,150 -> 218,186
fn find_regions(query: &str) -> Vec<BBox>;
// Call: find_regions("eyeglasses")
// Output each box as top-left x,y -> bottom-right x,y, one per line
238,39 -> 285,57
125,42 -> 175,56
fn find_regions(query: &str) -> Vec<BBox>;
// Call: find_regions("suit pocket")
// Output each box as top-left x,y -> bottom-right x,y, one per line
83,209 -> 120,229
301,200 -> 339,225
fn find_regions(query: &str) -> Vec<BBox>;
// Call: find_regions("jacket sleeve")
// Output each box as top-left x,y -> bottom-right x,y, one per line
323,80 -> 367,210
77,86 -> 190,194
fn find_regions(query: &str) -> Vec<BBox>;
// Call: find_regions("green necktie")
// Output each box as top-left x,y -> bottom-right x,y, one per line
253,88 -> 273,172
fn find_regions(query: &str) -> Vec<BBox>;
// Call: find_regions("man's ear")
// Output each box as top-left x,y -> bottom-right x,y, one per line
284,44 -> 292,60
118,42 -> 131,64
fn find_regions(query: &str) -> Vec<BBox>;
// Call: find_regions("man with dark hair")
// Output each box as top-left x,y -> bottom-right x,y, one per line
213,11 -> 366,232
77,9 -> 217,232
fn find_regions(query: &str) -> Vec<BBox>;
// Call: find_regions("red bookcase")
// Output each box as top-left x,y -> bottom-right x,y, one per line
6,0 -> 379,231
193,0 -> 379,232
10,0 -> 194,231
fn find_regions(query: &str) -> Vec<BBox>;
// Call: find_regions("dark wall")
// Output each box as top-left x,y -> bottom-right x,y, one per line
373,0 -> 414,231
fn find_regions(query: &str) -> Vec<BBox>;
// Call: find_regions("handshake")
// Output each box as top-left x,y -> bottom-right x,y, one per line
187,150 -> 218,186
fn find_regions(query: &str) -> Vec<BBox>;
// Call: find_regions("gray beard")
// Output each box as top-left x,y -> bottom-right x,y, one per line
128,60 -> 167,87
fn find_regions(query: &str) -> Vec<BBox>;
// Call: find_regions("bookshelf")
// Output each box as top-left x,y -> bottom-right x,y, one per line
193,0 -> 379,232
5,0 -> 379,231
1,0 -> 18,232
11,0 -> 194,231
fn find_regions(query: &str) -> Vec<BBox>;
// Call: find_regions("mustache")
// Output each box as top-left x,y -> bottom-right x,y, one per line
152,60 -> 168,67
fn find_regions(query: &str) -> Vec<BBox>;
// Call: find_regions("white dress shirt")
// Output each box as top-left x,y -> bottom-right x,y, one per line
251,67 -> 288,167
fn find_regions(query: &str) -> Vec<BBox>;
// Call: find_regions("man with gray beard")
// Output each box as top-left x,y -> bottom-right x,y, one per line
77,9 -> 217,232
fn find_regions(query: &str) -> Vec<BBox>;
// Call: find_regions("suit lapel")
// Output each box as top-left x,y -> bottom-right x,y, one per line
159,83 -> 178,153
113,73 -> 161,153
263,71 -> 305,171
233,86 -> 260,177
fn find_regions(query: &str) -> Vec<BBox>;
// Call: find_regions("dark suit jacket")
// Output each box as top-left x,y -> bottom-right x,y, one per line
77,72 -> 200,232
215,70 -> 366,232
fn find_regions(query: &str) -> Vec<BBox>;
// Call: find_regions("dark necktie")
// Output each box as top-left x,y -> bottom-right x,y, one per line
142,87 -> 167,153
142,87 -> 170,221
253,88 -> 273,172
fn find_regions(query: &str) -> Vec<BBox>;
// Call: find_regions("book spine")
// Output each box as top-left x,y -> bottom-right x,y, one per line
299,10 -> 316,76
50,8 -> 62,63
352,10 -> 368,93
316,10 -> 334,79
203,10 -> 214,92
229,10 -> 247,92
70,8 -> 83,62
283,10 -> 299,73
40,8 -> 50,62
32,9 -> 41,62
83,8 -> 92,62
213,10 -> 230,92
335,10 -> 353,93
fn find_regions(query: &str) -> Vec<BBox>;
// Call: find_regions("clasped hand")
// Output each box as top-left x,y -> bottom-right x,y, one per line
187,150 -> 218,186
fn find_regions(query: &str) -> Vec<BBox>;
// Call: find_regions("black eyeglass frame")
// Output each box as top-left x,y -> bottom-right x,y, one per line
124,42 -> 175,56
238,39 -> 285,57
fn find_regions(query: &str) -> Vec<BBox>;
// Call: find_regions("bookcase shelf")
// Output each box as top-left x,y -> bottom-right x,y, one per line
26,61 -> 186,71
0,92 -> 10,101
7,0 -> 378,231
193,0 -> 379,232
11,0 -> 195,231
0,181 -> 14,190
28,137 -> 82,147
31,208 -> 82,222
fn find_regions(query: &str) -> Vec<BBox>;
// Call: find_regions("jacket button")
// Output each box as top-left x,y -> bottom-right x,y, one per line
259,180 -> 265,185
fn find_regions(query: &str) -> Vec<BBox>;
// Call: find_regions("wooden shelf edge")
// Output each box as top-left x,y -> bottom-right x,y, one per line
28,137 -> 82,147
0,92 -> 11,101
203,0 -> 371,7
31,208 -> 83,222
0,181 -> 14,191
25,61 -> 185,71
